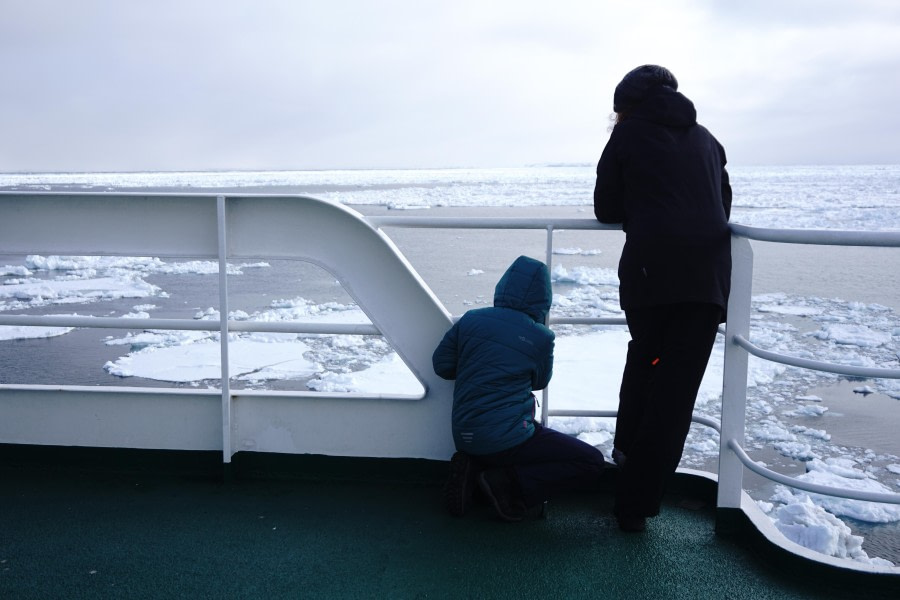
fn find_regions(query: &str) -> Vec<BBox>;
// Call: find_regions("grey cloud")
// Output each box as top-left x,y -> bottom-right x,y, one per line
2,1 -> 900,172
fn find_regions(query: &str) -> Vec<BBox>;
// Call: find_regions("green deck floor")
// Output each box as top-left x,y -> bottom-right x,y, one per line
1,447 -> 897,599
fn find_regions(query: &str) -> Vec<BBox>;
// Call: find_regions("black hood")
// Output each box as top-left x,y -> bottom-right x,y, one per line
630,85 -> 697,128
493,255 -> 552,323
613,64 -> 679,113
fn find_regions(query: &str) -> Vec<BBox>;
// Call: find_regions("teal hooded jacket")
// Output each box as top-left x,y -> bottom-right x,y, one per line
432,255 -> 554,455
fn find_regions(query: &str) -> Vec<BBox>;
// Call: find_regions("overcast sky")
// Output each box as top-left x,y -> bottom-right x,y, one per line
3,0 -> 900,173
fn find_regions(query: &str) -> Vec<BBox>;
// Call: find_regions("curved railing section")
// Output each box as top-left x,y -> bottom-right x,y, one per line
717,225 -> 900,510
732,334 -> 900,380
727,440 -> 900,505
0,193 -> 457,462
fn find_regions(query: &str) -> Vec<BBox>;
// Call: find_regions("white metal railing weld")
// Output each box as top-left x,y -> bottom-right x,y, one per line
728,438 -> 900,505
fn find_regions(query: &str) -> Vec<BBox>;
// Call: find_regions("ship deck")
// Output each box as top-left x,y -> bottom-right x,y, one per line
1,446 -> 896,599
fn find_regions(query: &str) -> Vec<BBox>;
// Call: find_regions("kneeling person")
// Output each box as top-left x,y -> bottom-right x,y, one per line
433,255 -> 607,521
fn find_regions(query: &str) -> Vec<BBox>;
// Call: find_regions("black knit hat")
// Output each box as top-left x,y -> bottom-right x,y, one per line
613,65 -> 678,113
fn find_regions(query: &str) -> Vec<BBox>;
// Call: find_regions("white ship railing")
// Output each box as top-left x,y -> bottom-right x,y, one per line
718,224 -> 900,507
0,192 -> 898,511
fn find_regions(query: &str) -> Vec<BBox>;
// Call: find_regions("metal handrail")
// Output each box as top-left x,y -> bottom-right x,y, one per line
729,223 -> 900,247
0,314 -> 627,332
0,314 -> 383,336
733,333 -> 900,379
720,224 -> 900,508
368,216 -> 620,231
728,439 -> 900,504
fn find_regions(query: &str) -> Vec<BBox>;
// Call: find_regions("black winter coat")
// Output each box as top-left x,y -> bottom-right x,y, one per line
594,86 -> 732,317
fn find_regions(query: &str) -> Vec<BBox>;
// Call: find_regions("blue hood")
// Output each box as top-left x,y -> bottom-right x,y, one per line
493,255 -> 552,323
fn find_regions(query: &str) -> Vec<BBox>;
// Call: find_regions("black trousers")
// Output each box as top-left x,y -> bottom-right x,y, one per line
478,423 -> 607,508
614,302 -> 722,518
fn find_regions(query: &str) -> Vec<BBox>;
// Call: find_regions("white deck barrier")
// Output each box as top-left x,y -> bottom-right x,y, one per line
0,192 -> 898,512
0,193 -> 456,462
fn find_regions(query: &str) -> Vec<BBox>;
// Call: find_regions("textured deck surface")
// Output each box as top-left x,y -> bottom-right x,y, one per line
0,447 -> 896,599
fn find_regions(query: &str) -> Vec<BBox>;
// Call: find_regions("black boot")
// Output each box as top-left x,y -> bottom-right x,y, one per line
478,468 -> 527,522
443,452 -> 477,517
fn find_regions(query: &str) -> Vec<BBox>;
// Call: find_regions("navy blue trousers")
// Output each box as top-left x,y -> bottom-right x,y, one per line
614,302 -> 722,518
476,423 -> 607,507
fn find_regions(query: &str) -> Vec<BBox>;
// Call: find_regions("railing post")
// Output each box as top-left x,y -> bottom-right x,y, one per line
717,236 -> 754,510
541,225 -> 554,426
217,195 -> 233,464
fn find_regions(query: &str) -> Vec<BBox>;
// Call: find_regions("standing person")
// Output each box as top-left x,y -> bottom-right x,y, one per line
594,65 -> 732,532
433,255 -> 607,522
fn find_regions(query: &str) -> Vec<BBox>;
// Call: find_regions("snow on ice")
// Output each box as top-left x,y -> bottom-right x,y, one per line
765,497 -> 893,566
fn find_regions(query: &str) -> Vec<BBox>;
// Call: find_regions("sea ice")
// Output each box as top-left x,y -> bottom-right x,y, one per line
0,276 -> 159,305
0,265 -> 32,277
104,338 -> 321,383
811,323 -> 892,347
771,458 -> 900,524
758,303 -> 824,317
773,441 -> 818,461
0,315 -> 76,341
551,264 -> 619,286
25,254 -> 268,276
553,247 -> 602,256
795,395 -> 822,402
785,404 -> 828,417
105,328 -> 212,349
772,497 -> 893,566
306,353 -> 422,395
791,425 -> 831,441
